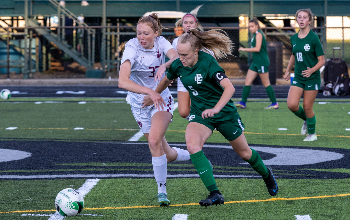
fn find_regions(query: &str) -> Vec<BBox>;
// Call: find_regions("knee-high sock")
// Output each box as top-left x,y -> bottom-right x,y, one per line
244,148 -> 269,178
241,86 -> 251,103
173,147 -> 190,161
190,151 -> 218,192
152,154 -> 167,194
265,85 -> 277,104
292,106 -> 307,121
307,116 -> 316,134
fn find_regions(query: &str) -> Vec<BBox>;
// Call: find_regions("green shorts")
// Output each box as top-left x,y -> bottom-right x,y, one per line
249,63 -> 269,74
291,78 -> 321,91
188,114 -> 245,141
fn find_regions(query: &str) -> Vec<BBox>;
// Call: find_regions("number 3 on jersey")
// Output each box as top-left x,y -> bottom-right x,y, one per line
148,66 -> 160,77
188,86 -> 198,96
296,52 -> 303,62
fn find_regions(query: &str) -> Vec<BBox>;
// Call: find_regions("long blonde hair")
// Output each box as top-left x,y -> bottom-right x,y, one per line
175,5 -> 204,32
178,29 -> 233,59
137,13 -> 164,36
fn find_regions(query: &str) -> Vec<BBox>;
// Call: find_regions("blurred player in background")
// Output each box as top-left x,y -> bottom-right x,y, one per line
118,13 -> 190,206
284,9 -> 325,141
149,28 -> 278,206
236,18 -> 278,109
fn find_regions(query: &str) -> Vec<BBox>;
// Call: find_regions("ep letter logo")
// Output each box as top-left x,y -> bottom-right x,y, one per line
195,74 -> 203,84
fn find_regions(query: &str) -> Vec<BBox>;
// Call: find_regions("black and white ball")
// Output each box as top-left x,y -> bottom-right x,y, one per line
55,188 -> 84,216
0,89 -> 11,100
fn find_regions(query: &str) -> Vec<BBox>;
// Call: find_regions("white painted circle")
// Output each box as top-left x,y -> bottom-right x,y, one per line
0,149 -> 31,162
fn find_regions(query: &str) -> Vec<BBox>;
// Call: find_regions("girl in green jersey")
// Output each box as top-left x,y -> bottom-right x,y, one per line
146,28 -> 278,207
236,18 -> 278,109
284,9 -> 325,142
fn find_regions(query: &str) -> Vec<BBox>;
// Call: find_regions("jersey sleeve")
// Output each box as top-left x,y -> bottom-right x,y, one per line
159,36 -> 173,56
167,60 -> 180,80
121,40 -> 137,67
313,34 -> 324,57
208,57 -> 225,79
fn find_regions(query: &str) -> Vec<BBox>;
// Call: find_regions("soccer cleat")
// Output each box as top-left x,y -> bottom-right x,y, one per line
235,101 -> 246,109
81,0 -> 89,6
158,193 -> 170,207
263,167 -> 278,196
301,121 -> 307,135
264,103 -> 279,109
303,133 -> 317,141
199,191 -> 224,207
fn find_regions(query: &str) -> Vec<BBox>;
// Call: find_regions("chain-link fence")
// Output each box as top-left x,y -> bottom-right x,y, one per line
1,26 -> 350,81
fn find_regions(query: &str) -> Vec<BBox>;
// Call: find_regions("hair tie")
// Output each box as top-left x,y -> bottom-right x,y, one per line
149,15 -> 156,20
187,29 -> 192,34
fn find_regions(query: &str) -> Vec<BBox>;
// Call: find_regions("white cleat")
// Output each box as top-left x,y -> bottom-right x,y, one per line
303,133 -> 317,141
59,0 -> 65,7
81,1 -> 89,6
301,121 -> 307,135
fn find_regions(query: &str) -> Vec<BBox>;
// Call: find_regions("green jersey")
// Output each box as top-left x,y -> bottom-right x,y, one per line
168,51 -> 239,122
290,30 -> 324,82
251,30 -> 269,66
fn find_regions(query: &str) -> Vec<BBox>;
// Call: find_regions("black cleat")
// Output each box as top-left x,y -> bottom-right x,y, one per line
199,191 -> 224,207
263,167 -> 278,196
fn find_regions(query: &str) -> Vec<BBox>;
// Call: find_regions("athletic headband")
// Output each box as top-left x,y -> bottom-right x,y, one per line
183,14 -> 197,22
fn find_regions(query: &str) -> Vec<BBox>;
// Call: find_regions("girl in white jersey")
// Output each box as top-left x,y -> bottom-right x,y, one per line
118,13 -> 190,207
172,5 -> 214,118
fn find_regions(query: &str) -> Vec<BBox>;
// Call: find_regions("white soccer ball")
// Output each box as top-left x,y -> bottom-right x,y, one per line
0,89 -> 11,100
55,188 -> 84,216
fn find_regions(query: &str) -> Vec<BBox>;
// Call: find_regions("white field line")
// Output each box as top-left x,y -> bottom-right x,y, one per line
172,214 -> 188,220
128,102 -> 178,141
295,215 -> 312,220
0,173 -> 261,180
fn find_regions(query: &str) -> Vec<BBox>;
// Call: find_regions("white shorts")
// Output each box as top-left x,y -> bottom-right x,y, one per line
131,95 -> 174,134
177,77 -> 188,93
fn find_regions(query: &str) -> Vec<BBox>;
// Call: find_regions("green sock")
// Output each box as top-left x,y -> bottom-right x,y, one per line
265,85 -> 277,104
292,106 -> 307,121
245,149 -> 269,178
306,116 -> 316,134
190,151 -> 218,192
241,86 -> 251,103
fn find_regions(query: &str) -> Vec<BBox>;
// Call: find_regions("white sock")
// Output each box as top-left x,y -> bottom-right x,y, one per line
173,147 -> 190,161
152,154 -> 167,194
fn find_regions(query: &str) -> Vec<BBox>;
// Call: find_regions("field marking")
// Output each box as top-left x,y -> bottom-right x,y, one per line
128,102 -> 179,142
2,193 -> 350,214
295,215 -> 312,220
172,214 -> 188,220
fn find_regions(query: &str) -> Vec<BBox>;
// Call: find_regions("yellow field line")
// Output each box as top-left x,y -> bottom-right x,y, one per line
2,127 -> 350,138
2,193 -> 350,214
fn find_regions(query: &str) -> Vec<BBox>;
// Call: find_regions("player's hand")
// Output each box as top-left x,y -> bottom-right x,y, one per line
201,108 -> 219,119
302,67 -> 313,78
283,71 -> 290,81
142,95 -> 154,108
238,47 -> 245,51
148,91 -> 166,110
155,64 -> 166,82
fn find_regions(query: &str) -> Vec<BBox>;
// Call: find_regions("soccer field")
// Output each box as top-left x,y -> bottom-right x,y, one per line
0,98 -> 350,219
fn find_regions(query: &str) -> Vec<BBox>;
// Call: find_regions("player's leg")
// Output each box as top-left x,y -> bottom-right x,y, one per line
147,111 -> 173,206
177,78 -> 191,118
287,85 -> 308,135
161,136 -> 190,162
236,69 -> 258,109
302,87 -> 318,141
260,72 -> 278,109
186,122 -> 224,206
229,133 -> 278,196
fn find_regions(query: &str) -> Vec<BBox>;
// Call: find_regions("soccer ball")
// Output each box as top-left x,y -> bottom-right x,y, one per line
55,188 -> 84,216
0,89 -> 11,100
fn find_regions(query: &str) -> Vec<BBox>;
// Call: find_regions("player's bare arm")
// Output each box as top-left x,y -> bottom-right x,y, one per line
301,55 -> 325,78
154,48 -> 179,81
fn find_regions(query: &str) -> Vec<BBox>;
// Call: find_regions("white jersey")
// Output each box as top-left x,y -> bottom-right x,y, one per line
121,36 -> 173,108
